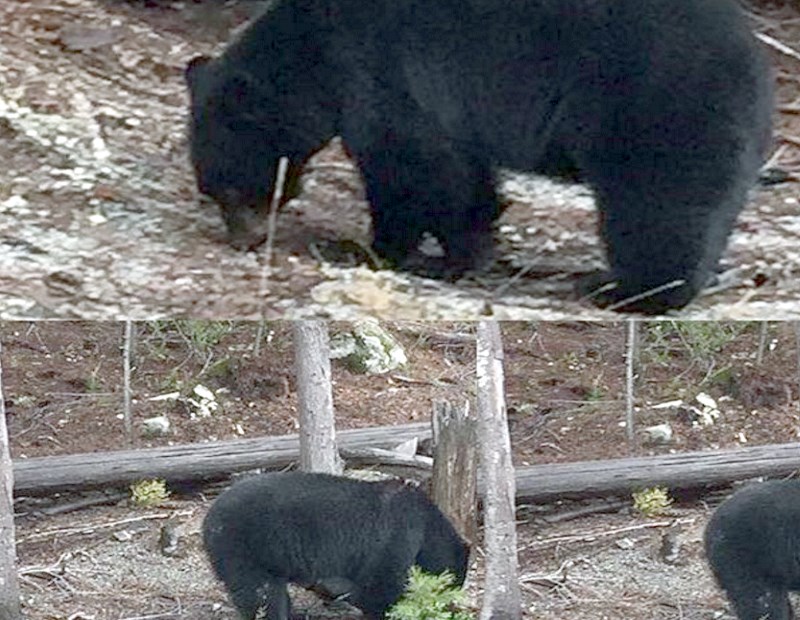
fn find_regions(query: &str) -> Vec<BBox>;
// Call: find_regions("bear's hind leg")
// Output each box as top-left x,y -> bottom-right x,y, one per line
726,581 -> 791,620
579,155 -> 753,314
222,560 -> 290,620
254,578 -> 291,620
708,542 -> 791,620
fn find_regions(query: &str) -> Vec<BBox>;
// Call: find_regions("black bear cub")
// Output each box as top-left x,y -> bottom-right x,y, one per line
203,472 -> 469,620
705,480 -> 800,620
185,0 -> 772,314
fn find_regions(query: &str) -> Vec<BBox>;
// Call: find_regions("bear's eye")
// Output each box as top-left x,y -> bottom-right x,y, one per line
222,112 -> 262,132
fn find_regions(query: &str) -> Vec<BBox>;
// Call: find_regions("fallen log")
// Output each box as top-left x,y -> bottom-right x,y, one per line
12,422 -> 431,496
12,423 -> 800,500
515,441 -> 800,501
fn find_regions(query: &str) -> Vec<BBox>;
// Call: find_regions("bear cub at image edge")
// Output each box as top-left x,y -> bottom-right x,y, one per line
203,471 -> 469,620
185,0 -> 772,314
705,480 -> 800,620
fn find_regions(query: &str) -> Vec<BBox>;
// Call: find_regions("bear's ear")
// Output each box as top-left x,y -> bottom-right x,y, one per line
185,55 -> 213,90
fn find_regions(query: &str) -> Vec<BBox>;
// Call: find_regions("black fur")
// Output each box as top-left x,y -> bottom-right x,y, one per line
203,472 -> 469,620
705,480 -> 800,620
185,0 -> 772,314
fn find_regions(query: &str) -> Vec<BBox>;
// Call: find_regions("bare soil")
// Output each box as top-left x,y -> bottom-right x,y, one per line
6,320 -> 800,619
0,0 -> 798,320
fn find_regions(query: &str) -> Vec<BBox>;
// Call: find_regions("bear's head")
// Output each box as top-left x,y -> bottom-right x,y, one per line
185,55 -> 303,250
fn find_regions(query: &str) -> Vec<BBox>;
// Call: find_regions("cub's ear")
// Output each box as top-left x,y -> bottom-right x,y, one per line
185,55 -> 213,89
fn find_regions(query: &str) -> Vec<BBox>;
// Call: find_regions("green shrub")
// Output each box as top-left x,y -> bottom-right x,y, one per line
387,567 -> 472,620
130,479 -> 170,507
633,487 -> 673,517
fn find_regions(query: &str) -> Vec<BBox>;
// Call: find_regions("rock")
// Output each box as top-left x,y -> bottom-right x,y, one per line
329,319 -> 407,374
141,415 -> 170,437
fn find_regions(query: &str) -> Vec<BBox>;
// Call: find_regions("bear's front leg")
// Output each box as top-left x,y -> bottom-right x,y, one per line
355,130 -> 497,279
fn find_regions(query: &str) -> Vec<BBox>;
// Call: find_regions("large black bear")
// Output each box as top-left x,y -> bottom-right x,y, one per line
704,480 -> 800,620
185,0 -> 772,314
202,472 -> 469,620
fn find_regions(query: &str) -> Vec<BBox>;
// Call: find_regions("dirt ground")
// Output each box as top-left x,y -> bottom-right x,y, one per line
6,320 -> 800,619
0,0 -> 798,320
